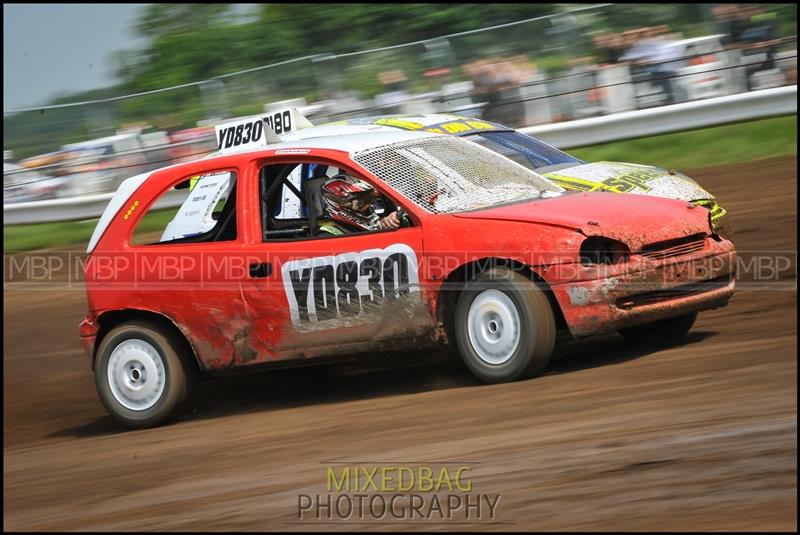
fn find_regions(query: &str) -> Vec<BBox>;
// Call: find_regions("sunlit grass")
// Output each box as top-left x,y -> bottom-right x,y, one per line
4,209 -> 176,253
570,115 -> 797,171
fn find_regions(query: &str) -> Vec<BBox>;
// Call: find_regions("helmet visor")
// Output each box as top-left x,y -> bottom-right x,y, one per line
350,190 -> 376,213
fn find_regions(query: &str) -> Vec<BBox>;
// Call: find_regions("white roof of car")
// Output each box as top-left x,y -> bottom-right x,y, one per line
280,123 -> 402,141
333,113 -> 504,129
206,111 -> 510,161
280,114 -> 509,142
212,129 -> 443,159
377,113 -> 474,126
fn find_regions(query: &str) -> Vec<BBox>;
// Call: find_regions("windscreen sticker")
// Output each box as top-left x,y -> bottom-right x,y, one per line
281,243 -> 420,330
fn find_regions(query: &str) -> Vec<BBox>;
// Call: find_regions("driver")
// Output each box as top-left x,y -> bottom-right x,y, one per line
317,174 -> 401,236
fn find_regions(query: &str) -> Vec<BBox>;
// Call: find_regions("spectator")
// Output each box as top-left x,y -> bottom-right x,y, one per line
463,58 -> 526,128
622,26 -> 681,105
738,6 -> 782,89
374,70 -> 410,111
622,26 -> 679,64
594,33 -> 626,66
713,4 -> 750,48
620,28 -> 642,57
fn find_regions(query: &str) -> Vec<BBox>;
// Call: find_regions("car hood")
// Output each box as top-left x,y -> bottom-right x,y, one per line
542,161 -> 713,202
452,191 -> 711,249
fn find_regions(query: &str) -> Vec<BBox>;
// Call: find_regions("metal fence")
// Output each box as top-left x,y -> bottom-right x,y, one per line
4,85 -> 796,225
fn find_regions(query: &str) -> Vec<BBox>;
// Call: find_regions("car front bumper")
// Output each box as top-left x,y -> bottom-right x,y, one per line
550,240 -> 736,337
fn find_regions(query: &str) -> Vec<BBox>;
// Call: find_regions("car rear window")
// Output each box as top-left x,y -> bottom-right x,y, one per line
130,171 -> 236,245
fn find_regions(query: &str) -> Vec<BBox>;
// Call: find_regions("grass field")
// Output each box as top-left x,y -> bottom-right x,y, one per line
570,115 -> 797,170
4,115 -> 797,252
4,209 -> 177,253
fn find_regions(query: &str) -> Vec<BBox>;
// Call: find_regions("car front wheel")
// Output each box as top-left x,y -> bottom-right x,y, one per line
94,320 -> 194,428
454,267 -> 556,383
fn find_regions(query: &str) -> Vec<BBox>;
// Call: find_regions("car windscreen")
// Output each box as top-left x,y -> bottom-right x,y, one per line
465,131 -> 583,171
353,136 -> 564,214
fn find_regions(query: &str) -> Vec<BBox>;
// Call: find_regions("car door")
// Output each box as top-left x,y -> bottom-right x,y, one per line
120,165 -> 261,370
239,155 -> 431,359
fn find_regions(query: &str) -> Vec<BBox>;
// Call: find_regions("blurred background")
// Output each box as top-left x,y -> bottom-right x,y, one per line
3,3 -> 797,206
4,6 -> 797,531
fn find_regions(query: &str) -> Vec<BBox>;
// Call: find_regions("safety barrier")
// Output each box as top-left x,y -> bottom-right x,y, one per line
3,189 -> 188,225
521,84 -> 797,149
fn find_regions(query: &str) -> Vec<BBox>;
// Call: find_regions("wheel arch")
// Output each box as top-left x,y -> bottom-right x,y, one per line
93,308 -> 200,373
434,257 -> 567,343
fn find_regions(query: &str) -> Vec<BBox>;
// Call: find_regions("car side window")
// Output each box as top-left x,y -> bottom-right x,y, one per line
259,162 -> 404,241
272,163 -> 340,221
130,171 -> 237,245
260,163 -> 311,240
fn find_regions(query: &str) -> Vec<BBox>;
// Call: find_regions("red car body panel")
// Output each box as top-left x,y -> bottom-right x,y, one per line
83,147 -> 736,371
452,191 -> 710,249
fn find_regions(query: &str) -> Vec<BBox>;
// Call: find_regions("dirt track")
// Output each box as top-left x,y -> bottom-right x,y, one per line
4,156 -> 797,531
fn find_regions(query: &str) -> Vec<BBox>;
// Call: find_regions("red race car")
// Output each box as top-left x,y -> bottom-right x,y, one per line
81,112 -> 736,428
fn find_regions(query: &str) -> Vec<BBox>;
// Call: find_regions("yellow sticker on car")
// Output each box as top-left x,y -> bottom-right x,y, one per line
374,118 -> 425,130
423,119 -> 499,135
542,174 -> 601,192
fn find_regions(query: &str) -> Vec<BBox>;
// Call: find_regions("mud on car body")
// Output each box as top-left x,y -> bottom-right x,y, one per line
81,112 -> 736,428
303,113 -> 732,238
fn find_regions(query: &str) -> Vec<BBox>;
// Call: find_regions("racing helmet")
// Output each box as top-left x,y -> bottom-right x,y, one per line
320,174 -> 380,231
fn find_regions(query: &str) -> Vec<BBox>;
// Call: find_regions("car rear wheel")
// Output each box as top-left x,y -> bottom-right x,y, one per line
618,312 -> 698,345
454,267 -> 556,383
94,320 -> 195,428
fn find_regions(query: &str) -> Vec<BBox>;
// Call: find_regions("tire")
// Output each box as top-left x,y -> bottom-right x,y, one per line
453,267 -> 556,383
618,312 -> 698,345
94,320 -> 195,428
